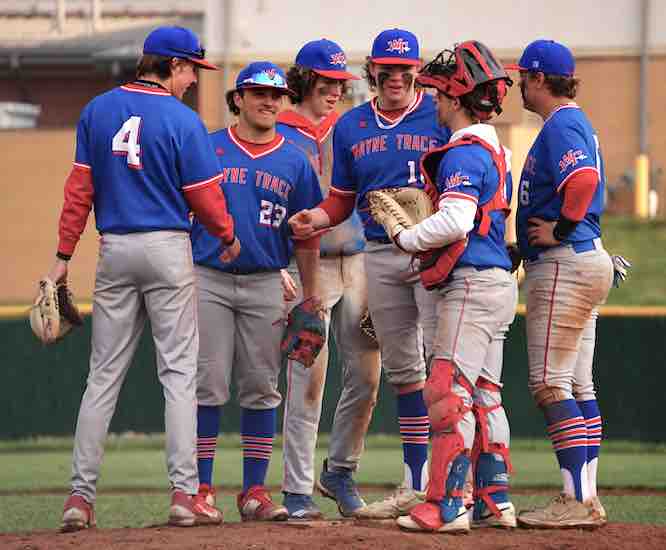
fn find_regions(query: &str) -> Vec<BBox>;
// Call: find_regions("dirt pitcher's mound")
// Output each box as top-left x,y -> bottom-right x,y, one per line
3,520 -> 666,549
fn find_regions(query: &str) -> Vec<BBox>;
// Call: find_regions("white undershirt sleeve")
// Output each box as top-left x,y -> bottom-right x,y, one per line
397,195 -> 478,253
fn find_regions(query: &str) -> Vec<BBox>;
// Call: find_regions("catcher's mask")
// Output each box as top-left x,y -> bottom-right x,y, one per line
417,41 -> 513,121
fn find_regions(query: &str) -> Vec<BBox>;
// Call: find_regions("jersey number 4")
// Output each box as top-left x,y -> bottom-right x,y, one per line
259,200 -> 287,229
112,116 -> 142,169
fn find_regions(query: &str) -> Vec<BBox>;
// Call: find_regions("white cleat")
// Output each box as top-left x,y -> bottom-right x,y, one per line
397,505 -> 470,534
355,485 -> 425,519
472,502 -> 516,529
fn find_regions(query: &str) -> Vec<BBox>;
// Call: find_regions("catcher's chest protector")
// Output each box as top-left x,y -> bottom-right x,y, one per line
418,135 -> 510,289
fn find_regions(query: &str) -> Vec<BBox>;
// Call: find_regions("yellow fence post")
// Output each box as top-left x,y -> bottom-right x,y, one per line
634,154 -> 650,219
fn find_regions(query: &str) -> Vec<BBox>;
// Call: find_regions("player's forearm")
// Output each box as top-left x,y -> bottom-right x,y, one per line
184,179 -> 235,245
57,164 -> 94,259
398,196 -> 477,253
554,169 -> 598,241
559,169 -> 598,222
318,189 -> 356,227
293,246 -> 320,299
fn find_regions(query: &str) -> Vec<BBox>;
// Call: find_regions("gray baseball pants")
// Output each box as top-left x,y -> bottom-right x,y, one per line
70,231 -> 199,502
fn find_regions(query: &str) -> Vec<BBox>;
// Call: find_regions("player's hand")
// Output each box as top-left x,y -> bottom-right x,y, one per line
47,258 -> 68,284
288,210 -> 316,239
280,269 -> 298,301
527,218 -> 560,248
506,242 -> 522,273
219,236 -> 241,263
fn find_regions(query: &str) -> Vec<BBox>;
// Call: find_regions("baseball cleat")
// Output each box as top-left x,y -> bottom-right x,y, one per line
397,501 -> 470,533
517,493 -> 605,529
472,501 -> 516,529
198,483 -> 217,507
61,494 -> 96,532
168,490 -> 223,527
283,492 -> 324,520
237,485 -> 288,522
317,458 -> 365,517
588,496 -> 608,525
355,483 -> 425,520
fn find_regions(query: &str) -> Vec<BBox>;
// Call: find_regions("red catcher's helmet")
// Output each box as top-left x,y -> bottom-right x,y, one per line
417,41 -> 513,121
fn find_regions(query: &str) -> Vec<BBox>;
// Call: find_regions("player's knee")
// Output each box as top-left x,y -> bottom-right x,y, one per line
573,382 -> 596,402
425,359 -> 469,432
530,383 -> 572,408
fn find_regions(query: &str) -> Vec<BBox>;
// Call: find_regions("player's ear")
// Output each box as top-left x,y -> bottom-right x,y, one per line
366,58 -> 377,78
233,90 -> 243,111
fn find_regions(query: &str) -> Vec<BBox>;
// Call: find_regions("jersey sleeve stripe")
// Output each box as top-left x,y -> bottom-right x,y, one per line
330,185 -> 356,196
182,173 -> 223,192
556,166 -> 599,194
73,162 -> 91,171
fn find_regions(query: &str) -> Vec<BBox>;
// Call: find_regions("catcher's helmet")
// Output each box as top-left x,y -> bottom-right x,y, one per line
417,41 -> 513,121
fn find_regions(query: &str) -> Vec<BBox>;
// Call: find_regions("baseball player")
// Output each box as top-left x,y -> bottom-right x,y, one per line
277,39 -> 381,520
47,26 -> 237,531
511,40 -> 613,529
289,28 -> 451,519
387,41 -> 517,534
191,62 -> 323,522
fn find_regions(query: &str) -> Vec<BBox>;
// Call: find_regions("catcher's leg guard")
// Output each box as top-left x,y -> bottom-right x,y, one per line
471,378 -> 513,520
440,453 -> 471,523
409,359 -> 471,531
472,445 -> 512,523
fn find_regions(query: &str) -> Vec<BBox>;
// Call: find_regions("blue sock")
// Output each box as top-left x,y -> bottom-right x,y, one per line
241,407 -> 276,492
397,390 -> 430,491
578,399 -> 602,496
543,399 -> 589,502
197,405 -> 221,486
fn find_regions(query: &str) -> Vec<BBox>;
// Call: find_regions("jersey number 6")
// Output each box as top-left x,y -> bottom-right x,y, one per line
112,116 -> 142,170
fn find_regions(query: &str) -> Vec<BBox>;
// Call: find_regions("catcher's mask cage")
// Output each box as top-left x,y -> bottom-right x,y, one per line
417,41 -> 513,121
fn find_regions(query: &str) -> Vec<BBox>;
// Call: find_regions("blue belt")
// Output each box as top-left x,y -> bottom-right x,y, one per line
367,237 -> 392,244
571,239 -> 597,254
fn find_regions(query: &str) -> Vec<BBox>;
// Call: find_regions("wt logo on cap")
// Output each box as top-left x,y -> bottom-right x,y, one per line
387,38 -> 411,54
330,52 -> 347,66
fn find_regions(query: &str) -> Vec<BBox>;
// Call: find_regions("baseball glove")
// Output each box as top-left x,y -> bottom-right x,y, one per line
281,297 -> 326,368
359,309 -> 378,346
29,278 -> 83,345
366,187 -> 435,242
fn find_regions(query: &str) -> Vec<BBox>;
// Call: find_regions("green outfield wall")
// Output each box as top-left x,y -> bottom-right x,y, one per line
2,313 -> 664,440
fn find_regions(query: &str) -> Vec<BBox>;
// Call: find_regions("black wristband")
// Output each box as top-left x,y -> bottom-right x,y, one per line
56,251 -> 71,261
553,216 -> 578,242
223,235 -> 236,247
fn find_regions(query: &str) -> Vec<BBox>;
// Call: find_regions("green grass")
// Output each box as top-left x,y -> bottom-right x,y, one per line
1,435 -> 665,532
591,216 -> 666,306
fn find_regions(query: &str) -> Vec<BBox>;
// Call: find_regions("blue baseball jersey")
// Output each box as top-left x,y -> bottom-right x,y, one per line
331,92 -> 451,241
435,141 -> 512,271
277,121 -> 366,255
517,104 -> 605,260
75,82 -> 221,234
191,128 -> 323,273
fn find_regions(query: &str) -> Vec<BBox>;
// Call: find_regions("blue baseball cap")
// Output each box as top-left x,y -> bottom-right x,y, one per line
515,39 -> 575,77
143,26 -> 218,70
235,61 -> 294,95
370,28 -> 420,66
295,39 -> 360,80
